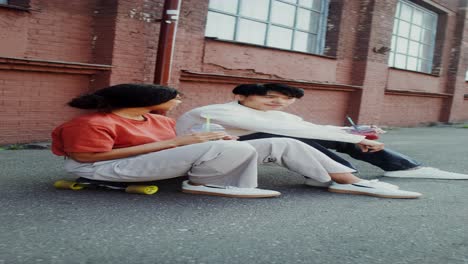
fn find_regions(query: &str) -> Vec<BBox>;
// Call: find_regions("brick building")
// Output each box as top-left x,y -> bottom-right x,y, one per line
1,0 -> 467,144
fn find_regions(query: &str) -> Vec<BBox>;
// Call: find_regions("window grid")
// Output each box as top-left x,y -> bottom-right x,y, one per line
206,0 -> 328,54
388,0 -> 437,73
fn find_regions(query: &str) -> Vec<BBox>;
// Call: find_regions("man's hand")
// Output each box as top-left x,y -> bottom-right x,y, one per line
370,125 -> 387,134
357,139 -> 385,152
222,135 -> 239,140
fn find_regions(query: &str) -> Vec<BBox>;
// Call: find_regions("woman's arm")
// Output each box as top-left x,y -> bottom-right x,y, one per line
67,131 -> 227,163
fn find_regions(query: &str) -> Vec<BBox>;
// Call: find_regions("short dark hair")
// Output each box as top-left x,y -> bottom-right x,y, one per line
232,83 -> 304,98
68,83 -> 180,111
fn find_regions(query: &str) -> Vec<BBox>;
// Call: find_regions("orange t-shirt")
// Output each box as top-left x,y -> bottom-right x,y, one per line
51,112 -> 177,156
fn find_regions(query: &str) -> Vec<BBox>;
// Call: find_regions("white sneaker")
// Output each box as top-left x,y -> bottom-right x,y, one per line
305,178 -> 399,190
384,167 -> 468,180
181,181 -> 281,198
328,180 -> 422,199
304,178 -> 332,188
360,179 -> 399,190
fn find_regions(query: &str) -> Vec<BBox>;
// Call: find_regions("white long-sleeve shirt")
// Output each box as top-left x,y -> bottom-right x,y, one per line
176,101 -> 365,143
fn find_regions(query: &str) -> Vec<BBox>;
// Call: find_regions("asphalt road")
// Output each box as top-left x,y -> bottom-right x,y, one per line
1,126 -> 467,264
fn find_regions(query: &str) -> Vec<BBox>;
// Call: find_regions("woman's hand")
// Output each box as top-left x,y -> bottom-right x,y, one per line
170,131 -> 230,146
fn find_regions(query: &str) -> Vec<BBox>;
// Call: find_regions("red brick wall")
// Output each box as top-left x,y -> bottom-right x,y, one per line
167,0 -> 468,127
24,0 -> 96,63
332,0 -> 361,85
169,0 -> 209,87
202,40 -> 338,83
0,8 -> 29,57
387,69 -> 442,93
0,0 -> 100,144
381,94 -> 444,126
460,99 -> 468,121
287,89 -> 352,125
0,71 -> 89,143
107,0 -> 163,85
170,82 -> 236,118
0,0 -> 167,144
170,0 -> 346,125
1,0 -> 467,145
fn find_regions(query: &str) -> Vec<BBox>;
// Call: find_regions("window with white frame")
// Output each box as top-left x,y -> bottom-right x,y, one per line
388,0 -> 438,73
205,0 -> 329,54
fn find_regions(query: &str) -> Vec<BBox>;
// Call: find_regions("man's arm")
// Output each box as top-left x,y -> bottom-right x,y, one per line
199,108 -> 367,144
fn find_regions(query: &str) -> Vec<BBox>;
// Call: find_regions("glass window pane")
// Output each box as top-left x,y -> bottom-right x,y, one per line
299,0 -> 312,8
400,3 -> 412,22
209,0 -> 238,13
412,9 -> 423,26
395,54 -> 406,68
293,31 -> 316,52
408,41 -> 420,57
207,0 -> 327,54
239,0 -> 269,20
388,52 -> 395,66
419,44 -> 431,59
395,2 -> 401,17
297,8 -> 319,33
398,20 -> 410,38
271,1 -> 296,27
410,25 -> 421,40
0,0 -> 8,4
390,1 -> 437,72
396,37 -> 408,53
299,0 -> 321,10
391,37 -> 396,51
392,19 -> 399,34
312,0 -> 321,11
237,19 -> 267,45
423,13 -> 436,29
205,12 -> 236,40
421,29 -> 432,43
407,57 -> 418,71
419,60 -> 431,73
267,26 -> 293,49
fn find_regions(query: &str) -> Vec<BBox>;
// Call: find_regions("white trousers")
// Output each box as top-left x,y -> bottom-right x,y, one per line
64,138 -> 355,188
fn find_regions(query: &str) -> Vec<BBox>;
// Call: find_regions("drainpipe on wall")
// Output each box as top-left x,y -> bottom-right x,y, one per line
154,0 -> 181,85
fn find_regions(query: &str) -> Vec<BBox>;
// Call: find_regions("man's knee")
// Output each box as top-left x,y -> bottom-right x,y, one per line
264,137 -> 309,149
217,140 -> 257,156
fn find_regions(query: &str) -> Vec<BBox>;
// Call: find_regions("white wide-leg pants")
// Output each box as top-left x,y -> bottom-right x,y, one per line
64,138 -> 355,188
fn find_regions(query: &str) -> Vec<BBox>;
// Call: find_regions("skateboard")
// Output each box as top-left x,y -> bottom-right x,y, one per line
54,177 -> 158,195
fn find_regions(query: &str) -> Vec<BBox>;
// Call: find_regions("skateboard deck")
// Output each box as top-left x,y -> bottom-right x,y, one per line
54,177 -> 158,195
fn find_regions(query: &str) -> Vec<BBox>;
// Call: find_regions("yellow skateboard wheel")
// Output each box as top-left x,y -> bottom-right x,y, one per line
125,185 -> 158,195
54,180 -> 84,191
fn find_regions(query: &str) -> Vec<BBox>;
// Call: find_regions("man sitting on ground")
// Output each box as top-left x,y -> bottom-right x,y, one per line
176,83 -> 468,187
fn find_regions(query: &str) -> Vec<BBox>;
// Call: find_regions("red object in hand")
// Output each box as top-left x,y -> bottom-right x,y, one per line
347,127 -> 379,140
345,116 -> 379,140
352,131 -> 379,140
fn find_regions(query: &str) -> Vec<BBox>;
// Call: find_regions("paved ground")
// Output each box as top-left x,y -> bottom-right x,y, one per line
1,126 -> 467,264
